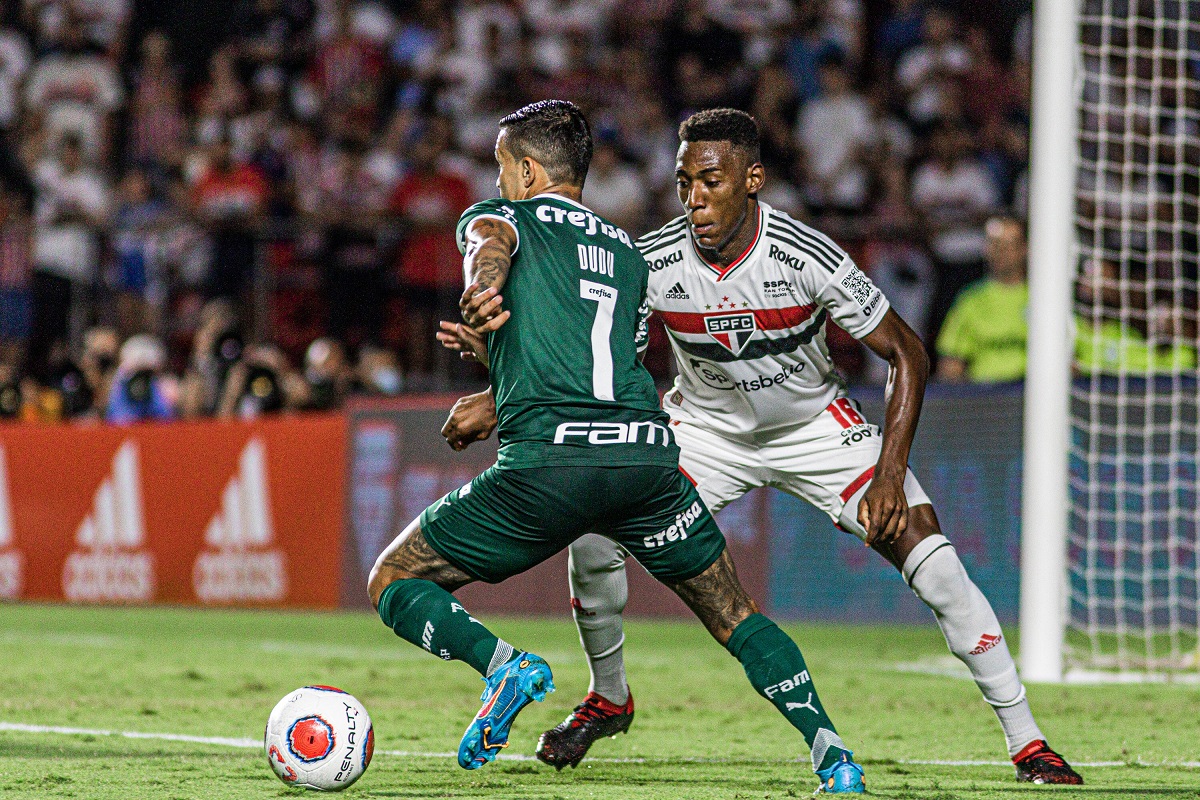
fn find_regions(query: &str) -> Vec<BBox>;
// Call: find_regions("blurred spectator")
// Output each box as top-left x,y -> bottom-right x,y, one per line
27,0 -> 131,56
0,21 -> 30,132
795,53 -> 873,214
935,217 -> 1027,383
583,132 -> 647,234
911,118 -> 998,343
106,334 -> 177,423
784,2 -> 846,104
356,342 -> 402,396
895,7 -> 970,127
0,188 -> 33,352
28,135 -> 111,377
230,0 -> 315,69
315,140 -> 388,347
190,129 -> 267,300
303,336 -> 353,410
1074,256 -> 1198,374
861,160 -> 933,383
388,119 -> 472,379
24,14 -> 123,162
79,324 -> 118,415
876,0 -> 926,66
180,298 -> 242,417
302,3 -> 385,127
127,31 -> 187,170
110,168 -> 169,336
217,342 -> 303,418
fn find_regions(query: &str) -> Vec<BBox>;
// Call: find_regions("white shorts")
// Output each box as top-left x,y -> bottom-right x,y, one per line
669,397 -> 930,541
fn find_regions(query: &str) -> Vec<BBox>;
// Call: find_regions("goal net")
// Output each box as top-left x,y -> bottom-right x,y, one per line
1069,0 -> 1200,674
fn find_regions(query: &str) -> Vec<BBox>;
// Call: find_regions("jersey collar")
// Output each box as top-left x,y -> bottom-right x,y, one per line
690,204 -> 764,282
532,192 -> 591,211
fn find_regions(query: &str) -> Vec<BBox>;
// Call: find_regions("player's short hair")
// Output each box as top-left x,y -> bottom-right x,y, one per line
499,100 -> 593,187
678,109 -> 761,163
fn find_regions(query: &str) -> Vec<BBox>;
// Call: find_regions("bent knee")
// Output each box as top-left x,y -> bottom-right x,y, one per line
367,561 -> 411,610
569,534 -> 627,576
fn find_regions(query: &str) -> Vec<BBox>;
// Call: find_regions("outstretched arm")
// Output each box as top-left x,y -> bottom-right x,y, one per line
857,309 -> 929,546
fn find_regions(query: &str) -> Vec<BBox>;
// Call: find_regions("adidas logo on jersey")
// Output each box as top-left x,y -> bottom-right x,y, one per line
664,282 -> 690,300
193,438 -> 287,603
0,446 -> 23,599
63,441 -> 155,603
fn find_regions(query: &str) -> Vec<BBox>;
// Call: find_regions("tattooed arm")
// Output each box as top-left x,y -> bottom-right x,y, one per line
458,215 -> 516,328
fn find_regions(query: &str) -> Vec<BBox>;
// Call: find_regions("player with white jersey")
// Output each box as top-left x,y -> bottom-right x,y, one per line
442,109 -> 1081,787
633,197 -> 931,526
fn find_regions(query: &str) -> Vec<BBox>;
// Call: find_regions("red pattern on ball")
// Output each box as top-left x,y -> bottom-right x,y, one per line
288,716 -> 334,762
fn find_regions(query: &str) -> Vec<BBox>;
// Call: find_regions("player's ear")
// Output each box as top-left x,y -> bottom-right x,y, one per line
520,157 -> 538,190
746,161 -> 766,196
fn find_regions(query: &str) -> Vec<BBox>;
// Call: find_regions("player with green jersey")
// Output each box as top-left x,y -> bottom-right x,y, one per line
367,101 -> 865,794
451,194 -> 676,471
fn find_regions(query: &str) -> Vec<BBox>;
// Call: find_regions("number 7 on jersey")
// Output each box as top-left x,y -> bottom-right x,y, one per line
580,279 -> 616,401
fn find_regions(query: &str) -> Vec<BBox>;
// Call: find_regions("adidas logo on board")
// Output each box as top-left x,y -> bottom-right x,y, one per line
193,438 -> 287,603
0,447 -> 22,599
62,441 -> 155,602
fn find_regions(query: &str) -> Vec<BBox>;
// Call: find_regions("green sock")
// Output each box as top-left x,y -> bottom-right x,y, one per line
377,579 -> 514,677
726,613 -> 848,772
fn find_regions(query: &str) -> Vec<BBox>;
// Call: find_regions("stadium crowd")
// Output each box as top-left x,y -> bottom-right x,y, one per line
0,0 -> 1176,425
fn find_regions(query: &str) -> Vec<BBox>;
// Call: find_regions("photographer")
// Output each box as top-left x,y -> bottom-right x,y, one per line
179,298 -> 242,417
105,335 -> 177,424
216,342 -> 305,419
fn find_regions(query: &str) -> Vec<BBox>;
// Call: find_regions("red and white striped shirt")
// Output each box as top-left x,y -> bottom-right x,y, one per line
634,202 -> 889,437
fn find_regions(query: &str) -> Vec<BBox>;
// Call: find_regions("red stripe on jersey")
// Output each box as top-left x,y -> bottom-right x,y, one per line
827,401 -> 852,428
679,466 -> 697,486
840,466 -> 875,503
836,398 -> 865,426
693,207 -> 762,279
659,304 -> 818,335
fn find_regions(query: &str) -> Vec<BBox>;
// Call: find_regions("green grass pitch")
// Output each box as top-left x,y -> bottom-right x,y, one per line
0,603 -> 1196,799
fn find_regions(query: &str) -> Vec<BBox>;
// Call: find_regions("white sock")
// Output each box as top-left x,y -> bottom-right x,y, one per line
903,535 -> 1045,757
568,535 -> 630,705
485,640 -> 515,677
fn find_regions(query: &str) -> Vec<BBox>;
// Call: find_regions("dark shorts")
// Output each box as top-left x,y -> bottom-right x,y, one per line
419,464 -> 726,584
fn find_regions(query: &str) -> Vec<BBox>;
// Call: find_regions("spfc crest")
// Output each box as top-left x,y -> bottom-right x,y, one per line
704,313 -> 756,355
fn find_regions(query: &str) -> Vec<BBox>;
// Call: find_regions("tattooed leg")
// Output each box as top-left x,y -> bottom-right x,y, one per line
670,549 -> 851,772
368,517 -> 516,677
667,550 -> 759,644
368,517 -> 472,607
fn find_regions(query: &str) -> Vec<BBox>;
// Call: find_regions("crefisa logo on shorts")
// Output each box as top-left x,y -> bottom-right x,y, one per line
192,438 -> 287,604
642,501 -> 703,549
0,446 -> 23,599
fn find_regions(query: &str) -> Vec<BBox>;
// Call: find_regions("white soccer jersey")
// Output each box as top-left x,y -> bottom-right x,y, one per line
634,202 -> 890,437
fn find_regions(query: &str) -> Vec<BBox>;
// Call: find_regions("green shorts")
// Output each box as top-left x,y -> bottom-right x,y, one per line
419,464 -> 725,584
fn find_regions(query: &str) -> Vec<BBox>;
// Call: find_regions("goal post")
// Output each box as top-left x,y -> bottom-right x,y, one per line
1020,0 -> 1081,684
1024,0 -> 1200,681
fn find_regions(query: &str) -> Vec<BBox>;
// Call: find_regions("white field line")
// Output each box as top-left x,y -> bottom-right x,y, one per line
890,657 -> 1200,686
2,721 -> 1198,769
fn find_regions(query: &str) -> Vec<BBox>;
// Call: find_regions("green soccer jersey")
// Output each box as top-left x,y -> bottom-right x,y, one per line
936,278 -> 1029,382
456,193 -> 678,469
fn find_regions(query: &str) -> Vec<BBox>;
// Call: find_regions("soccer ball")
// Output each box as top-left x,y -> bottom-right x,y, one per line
264,685 -> 374,791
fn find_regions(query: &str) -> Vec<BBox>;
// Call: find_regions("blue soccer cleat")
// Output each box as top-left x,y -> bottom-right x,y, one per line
458,652 -> 555,770
813,750 -> 865,794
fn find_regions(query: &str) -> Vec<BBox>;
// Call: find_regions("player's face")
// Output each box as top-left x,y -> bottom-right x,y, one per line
675,141 -> 761,253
